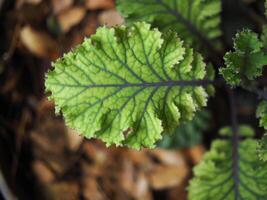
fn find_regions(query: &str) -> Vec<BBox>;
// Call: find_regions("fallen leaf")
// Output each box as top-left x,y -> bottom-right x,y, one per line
85,0 -> 114,10
57,7 -> 86,33
20,25 -> 58,59
98,9 -> 124,27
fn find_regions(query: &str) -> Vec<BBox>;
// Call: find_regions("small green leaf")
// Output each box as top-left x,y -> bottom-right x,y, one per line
116,0 -> 221,49
45,22 -> 212,149
261,26 -> 267,52
258,134 -> 267,162
219,125 -> 254,137
189,138 -> 267,199
257,100 -> 267,130
220,29 -> 267,86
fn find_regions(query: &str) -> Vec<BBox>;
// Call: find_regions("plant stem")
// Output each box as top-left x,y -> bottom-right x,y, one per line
228,89 -> 240,199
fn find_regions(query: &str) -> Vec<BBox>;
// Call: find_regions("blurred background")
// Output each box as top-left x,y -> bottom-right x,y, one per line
0,0 -> 266,199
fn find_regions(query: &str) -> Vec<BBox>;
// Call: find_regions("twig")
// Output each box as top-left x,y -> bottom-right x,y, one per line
0,167 -> 17,200
238,0 -> 267,27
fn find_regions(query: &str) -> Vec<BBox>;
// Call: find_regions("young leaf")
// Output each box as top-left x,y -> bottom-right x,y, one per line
45,22 -> 212,149
220,29 -> 267,86
257,101 -> 267,130
116,0 -> 221,48
189,137 -> 267,199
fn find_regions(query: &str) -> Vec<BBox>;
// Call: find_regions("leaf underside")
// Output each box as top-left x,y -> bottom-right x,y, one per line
45,22 -> 212,149
116,0 -> 221,48
189,138 -> 267,200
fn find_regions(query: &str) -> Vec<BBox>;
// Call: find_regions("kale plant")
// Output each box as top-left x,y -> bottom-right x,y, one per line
45,0 -> 267,199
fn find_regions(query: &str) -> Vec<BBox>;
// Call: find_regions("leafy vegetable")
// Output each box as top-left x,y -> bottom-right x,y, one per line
158,110 -> 210,149
220,29 -> 267,86
116,0 -> 221,48
189,129 -> 267,200
45,22 -> 212,149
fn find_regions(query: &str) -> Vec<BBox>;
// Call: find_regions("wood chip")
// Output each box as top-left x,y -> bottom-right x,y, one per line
147,165 -> 189,190
98,9 -> 124,27
32,160 -> 55,183
16,0 -> 42,8
150,149 -> 185,166
184,145 -> 205,165
67,128 -> 83,151
83,178 -> 106,200
85,0 -> 114,10
49,182 -> 79,200
52,0 -> 73,14
57,7 -> 86,33
20,25 -> 58,59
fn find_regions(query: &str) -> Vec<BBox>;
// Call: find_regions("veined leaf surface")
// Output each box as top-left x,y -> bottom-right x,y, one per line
189,138 -> 267,199
117,0 -> 222,48
45,22 -> 212,149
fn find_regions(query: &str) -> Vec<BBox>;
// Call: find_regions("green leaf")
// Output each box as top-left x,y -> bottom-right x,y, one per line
220,29 -> 267,86
189,137 -> 267,199
116,0 -> 222,48
158,110 -> 210,149
45,22 -> 212,149
258,134 -> 267,162
257,100 -> 267,130
219,125 -> 254,137
261,26 -> 267,52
